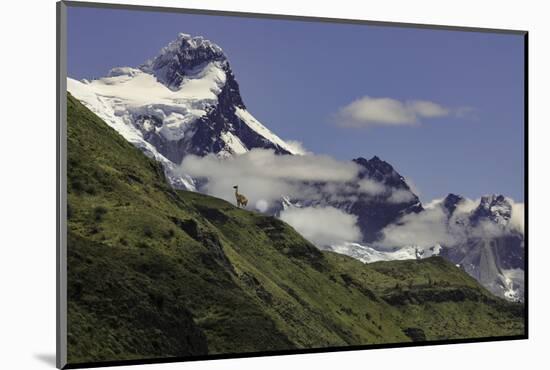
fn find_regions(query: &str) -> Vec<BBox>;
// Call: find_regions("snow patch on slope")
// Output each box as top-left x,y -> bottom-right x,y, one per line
70,61 -> 226,125
502,268 -> 524,302
220,131 -> 248,157
67,77 -> 197,190
67,62 -> 227,144
328,242 -> 441,264
100,63 -> 223,102
235,107 -> 305,155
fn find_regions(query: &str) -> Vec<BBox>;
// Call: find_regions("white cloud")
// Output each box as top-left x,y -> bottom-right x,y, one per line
358,179 -> 386,196
409,100 -> 449,118
178,149 -> 361,211
178,149 -> 423,247
454,197 -> 479,214
376,196 -> 524,249
468,220 -> 510,239
284,140 -> 309,155
387,189 -> 416,204
255,199 -> 270,213
280,206 -> 362,247
376,206 -> 457,248
334,96 -> 452,128
182,149 -> 358,182
424,197 -> 444,209
179,148 -> 416,213
510,201 -> 525,234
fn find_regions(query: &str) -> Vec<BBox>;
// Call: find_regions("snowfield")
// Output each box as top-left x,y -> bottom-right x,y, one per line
68,61 -> 225,143
235,107 -> 305,155
328,242 -> 442,263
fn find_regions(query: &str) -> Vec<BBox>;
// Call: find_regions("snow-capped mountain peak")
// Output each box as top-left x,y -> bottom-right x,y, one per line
68,33 -> 303,189
140,33 -> 226,91
442,193 -> 465,215
353,156 -> 411,190
470,194 -> 512,226
327,242 -> 442,264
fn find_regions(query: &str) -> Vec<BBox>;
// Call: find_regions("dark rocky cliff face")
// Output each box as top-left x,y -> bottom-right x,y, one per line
351,156 -> 423,242
439,234 -> 524,300
187,63 -> 291,159
442,193 -> 464,215
438,193 -> 524,301
275,156 -> 423,243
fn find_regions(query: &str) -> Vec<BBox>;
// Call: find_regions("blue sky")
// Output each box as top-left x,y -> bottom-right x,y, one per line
67,6 -> 525,202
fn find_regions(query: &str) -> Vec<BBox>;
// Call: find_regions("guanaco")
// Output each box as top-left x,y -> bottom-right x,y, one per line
233,185 -> 248,208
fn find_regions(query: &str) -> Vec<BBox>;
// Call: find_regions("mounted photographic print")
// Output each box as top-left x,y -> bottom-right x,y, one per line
56,1 -> 527,368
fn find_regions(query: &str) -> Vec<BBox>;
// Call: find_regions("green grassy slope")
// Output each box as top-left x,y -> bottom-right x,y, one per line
66,93 -> 524,365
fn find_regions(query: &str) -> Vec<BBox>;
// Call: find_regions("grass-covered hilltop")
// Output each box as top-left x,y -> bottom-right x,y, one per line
66,93 -> 524,365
